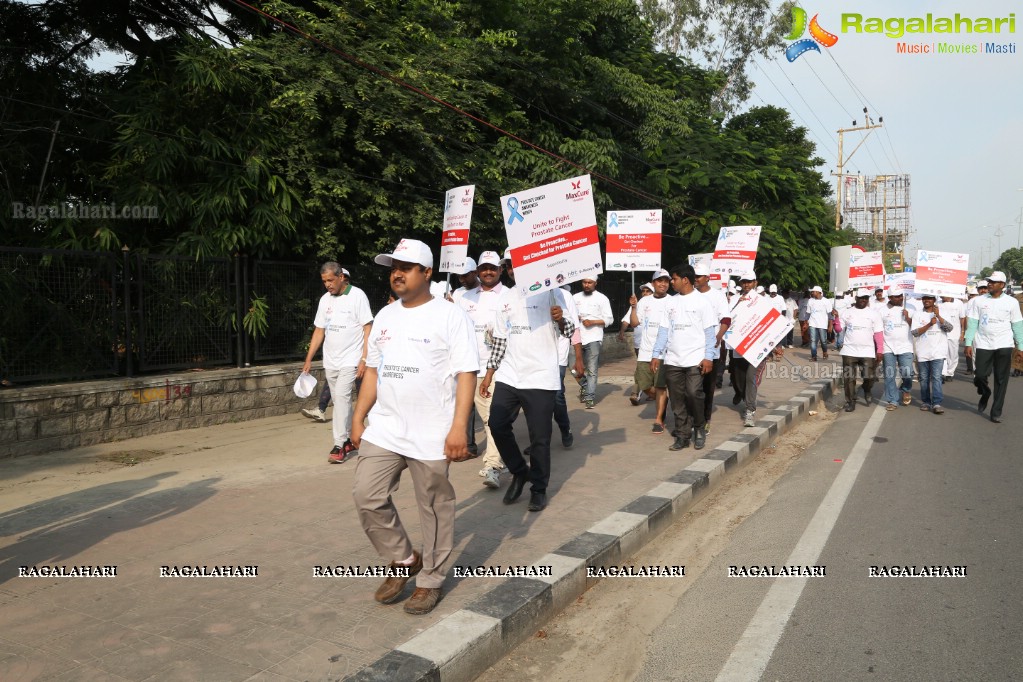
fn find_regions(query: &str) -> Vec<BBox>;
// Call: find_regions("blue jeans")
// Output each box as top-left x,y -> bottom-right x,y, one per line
809,327 -> 829,359
581,341 -> 601,401
882,352 -> 914,405
917,358 -> 944,407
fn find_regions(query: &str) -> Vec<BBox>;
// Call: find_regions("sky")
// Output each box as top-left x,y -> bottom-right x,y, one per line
747,0 -> 1022,272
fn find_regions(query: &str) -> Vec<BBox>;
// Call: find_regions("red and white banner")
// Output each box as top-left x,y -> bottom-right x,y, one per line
689,252 -> 725,289
501,175 -> 601,296
711,225 -> 761,277
439,185 -> 475,273
884,272 -> 916,295
605,210 -> 661,271
724,294 -> 792,363
914,250 -> 969,298
848,250 -> 884,289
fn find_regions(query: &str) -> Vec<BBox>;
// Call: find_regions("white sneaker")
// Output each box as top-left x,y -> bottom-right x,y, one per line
301,407 -> 328,422
743,411 -> 756,427
482,467 -> 501,489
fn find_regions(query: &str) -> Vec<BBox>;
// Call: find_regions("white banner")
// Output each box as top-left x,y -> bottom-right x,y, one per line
439,185 -> 475,273
501,175 -> 601,296
914,250 -> 969,298
605,210 -> 661,271
724,295 -> 792,364
711,225 -> 761,277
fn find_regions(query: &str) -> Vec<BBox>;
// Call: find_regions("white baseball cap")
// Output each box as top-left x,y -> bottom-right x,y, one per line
341,267 -> 351,278
739,270 -> 757,281
374,238 -> 433,269
768,284 -> 778,293
755,285 -> 764,294
293,372 -> 317,399
855,288 -> 871,297
987,270 -> 1007,283
478,251 -> 502,267
640,282 -> 654,292
452,256 -> 477,275
967,286 -> 979,295
727,280 -> 737,292
811,285 -> 823,293
652,268 -> 670,280
693,263 -> 711,277
502,246 -> 513,263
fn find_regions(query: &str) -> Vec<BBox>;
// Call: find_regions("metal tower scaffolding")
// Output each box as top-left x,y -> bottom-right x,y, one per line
841,174 -> 912,251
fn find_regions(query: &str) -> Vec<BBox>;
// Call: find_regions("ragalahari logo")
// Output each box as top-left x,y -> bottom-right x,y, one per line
785,7 -> 839,61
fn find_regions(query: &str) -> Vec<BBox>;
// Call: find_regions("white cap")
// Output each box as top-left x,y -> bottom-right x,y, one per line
478,251 -> 501,267
293,372 -> 317,399
652,268 -> 670,280
693,263 -> 711,277
811,285 -> 823,293
855,288 -> 871,297
451,256 -> 477,275
967,286 -> 979,295
739,270 -> 757,281
987,270 -> 1007,283
727,280 -> 737,292
640,282 -> 654,292
768,284 -> 778,293
755,285 -> 764,294
429,280 -> 451,297
502,246 -> 513,263
374,238 -> 433,269
340,267 -> 351,278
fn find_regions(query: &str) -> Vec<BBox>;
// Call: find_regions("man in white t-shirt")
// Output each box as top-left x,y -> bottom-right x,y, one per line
869,287 -> 887,312
964,271 -> 1023,423
620,282 -> 653,403
350,238 -> 478,616
833,290 -> 853,351
573,278 -> 614,409
651,263 -> 719,450
879,291 -> 914,410
767,284 -> 787,358
449,257 -> 479,302
631,272 -> 672,432
303,262 -> 374,464
806,286 -> 833,361
458,251 -> 508,489
480,278 -> 577,513
839,288 -> 883,411
911,294 -> 954,414
727,271 -> 773,427
939,295 -> 965,381
695,264 -> 731,432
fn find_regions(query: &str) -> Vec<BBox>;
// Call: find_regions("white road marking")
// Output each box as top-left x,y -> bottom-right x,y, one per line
715,406 -> 886,682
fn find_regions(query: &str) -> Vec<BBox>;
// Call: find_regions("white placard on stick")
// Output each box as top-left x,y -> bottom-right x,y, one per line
439,185 -> 475,273
605,210 -> 662,271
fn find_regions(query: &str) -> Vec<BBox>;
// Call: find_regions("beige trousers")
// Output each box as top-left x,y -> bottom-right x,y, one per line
476,375 -> 504,470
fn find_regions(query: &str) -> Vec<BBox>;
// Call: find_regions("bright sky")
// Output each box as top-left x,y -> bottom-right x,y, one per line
749,0 -> 1022,272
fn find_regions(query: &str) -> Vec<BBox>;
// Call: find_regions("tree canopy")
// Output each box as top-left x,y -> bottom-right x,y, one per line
2,0 -> 837,289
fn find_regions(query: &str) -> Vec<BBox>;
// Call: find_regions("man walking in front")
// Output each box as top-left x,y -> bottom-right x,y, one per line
651,263 -> 718,450
350,238 -> 478,615
880,291 -> 914,410
964,271 -> 1023,423
303,262 -> 374,463
573,277 -> 614,408
838,288 -> 883,411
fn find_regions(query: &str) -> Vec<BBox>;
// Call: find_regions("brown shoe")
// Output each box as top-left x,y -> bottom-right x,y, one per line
403,587 -> 442,615
374,551 -> 422,604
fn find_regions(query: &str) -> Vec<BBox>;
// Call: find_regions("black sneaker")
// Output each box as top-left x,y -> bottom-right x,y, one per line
668,436 -> 690,451
561,430 -> 574,449
693,427 -> 706,450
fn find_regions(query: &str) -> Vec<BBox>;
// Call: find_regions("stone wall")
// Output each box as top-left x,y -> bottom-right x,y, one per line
0,365 -> 325,459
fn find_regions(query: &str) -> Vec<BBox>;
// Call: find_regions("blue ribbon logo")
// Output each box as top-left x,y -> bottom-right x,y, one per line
609,212 -> 618,228
507,197 -> 524,224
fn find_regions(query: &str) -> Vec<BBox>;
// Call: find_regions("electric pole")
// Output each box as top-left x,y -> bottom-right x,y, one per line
833,108 -> 883,232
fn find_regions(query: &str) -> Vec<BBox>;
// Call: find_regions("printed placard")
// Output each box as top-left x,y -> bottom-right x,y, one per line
884,272 -> 915,295
606,210 -> 662,271
689,252 -> 726,289
849,250 -> 884,289
711,225 -> 761,277
439,185 -> 475,273
914,250 -> 969,298
724,295 -> 792,363
501,175 -> 601,296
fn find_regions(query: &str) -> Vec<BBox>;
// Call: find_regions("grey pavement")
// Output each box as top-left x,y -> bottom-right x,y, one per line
0,344 -> 834,681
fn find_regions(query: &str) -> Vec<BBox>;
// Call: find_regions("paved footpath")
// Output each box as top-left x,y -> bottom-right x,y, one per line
0,347 -> 837,681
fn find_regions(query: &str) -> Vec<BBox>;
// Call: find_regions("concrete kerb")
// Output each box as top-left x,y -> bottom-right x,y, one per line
350,375 -> 839,682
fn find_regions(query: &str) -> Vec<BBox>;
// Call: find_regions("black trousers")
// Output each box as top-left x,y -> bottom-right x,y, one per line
489,382 -> 556,494
702,364 -> 718,422
974,347 -> 1013,419
665,364 -> 705,438
842,355 -> 877,404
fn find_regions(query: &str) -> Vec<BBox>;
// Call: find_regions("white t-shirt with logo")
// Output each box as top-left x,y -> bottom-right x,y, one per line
573,290 -> 614,345
493,287 -> 573,391
880,305 -> 913,355
968,294 -> 1023,350
313,286 -> 374,370
363,297 -> 479,460
457,283 -> 506,377
939,298 -> 965,340
912,310 -> 950,361
839,305 -> 882,358
659,292 -> 718,367
806,297 -> 832,329
635,294 -> 672,362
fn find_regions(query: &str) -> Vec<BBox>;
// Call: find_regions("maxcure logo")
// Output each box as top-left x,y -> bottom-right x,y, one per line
785,7 -> 839,61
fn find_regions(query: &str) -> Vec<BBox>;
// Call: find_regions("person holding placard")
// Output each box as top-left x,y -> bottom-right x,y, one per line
964,271 -> 1023,423
729,272 -> 769,427
879,291 -> 914,410
838,289 -> 883,411
911,294 -> 953,414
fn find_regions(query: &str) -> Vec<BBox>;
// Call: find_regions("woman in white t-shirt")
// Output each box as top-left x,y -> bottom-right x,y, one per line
911,294 -> 954,414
